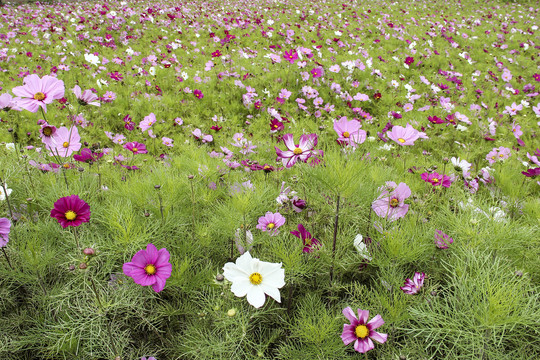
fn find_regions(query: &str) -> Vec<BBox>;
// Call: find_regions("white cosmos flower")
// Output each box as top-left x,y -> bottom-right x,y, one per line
223,252 -> 285,308
353,234 -> 372,261
84,53 -> 100,66
0,182 -> 12,201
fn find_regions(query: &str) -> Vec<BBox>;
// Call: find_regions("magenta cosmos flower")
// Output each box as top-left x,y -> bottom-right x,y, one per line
341,307 -> 388,354
333,116 -> 367,147
49,126 -> 82,157
386,124 -> 424,146
434,230 -> 453,249
283,49 -> 298,64
290,224 -> 320,253
124,141 -> 148,154
12,74 -> 65,113
275,133 -> 318,168
123,243 -> 172,293
421,172 -> 452,188
400,272 -> 425,295
50,195 -> 91,228
256,211 -> 286,236
372,182 -> 411,221
72,85 -> 100,106
0,217 -> 11,247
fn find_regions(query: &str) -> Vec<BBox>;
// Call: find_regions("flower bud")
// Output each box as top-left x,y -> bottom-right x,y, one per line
216,274 -> 224,281
79,262 -> 88,270
227,308 -> 236,317
83,248 -> 95,256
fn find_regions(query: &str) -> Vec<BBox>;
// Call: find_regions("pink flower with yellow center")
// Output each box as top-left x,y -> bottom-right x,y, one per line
12,74 -> 65,113
341,307 -> 388,353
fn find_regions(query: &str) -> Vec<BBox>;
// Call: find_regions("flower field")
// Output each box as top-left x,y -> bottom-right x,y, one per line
0,0 -> 539,358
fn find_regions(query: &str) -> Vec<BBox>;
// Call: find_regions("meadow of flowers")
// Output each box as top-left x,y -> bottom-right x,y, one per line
0,0 -> 539,358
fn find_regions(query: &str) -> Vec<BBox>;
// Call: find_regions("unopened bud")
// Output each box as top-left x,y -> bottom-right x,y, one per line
216,274 -> 224,281
83,248 -> 95,256
188,174 -> 194,179
79,263 -> 88,270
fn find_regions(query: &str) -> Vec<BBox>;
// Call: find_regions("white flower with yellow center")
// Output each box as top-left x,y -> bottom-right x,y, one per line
223,252 -> 285,308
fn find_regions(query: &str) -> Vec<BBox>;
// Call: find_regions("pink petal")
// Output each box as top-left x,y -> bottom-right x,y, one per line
342,307 -> 358,323
357,309 -> 369,324
369,330 -> 388,344
354,337 -> 374,353
367,314 -> 385,330
341,324 -> 357,345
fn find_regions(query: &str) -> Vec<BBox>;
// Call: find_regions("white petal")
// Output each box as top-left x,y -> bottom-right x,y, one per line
223,263 -> 248,281
235,252 -> 254,272
260,283 -> 281,303
246,286 -> 266,308
230,277 -> 251,298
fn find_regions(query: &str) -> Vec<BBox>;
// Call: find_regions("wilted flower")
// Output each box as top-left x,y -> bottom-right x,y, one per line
400,272 -> 425,294
434,230 -> 453,249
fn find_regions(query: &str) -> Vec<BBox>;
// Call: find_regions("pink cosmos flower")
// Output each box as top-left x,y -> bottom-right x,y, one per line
256,211 -> 286,236
72,85 -> 100,106
310,67 -> 323,78
400,272 -> 425,295
39,123 -> 57,147
0,93 -> 21,111
511,122 -> 523,139
139,113 -> 156,132
434,230 -> 453,249
192,128 -> 213,143
12,74 -> 65,113
283,49 -> 298,64
341,307 -> 388,354
275,133 -> 318,168
0,217 -> 11,247
123,243 -> 172,293
386,124 -> 424,146
194,89 -> 204,99
421,172 -> 452,188
333,116 -> 366,147
290,224 -> 320,253
50,126 -> 81,157
124,142 -> 148,154
372,182 -> 411,221
162,137 -> 174,147
50,195 -> 91,228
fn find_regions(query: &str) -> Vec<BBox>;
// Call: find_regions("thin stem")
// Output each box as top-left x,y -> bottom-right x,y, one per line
89,274 -> 119,356
2,247 -> 13,270
329,195 -> 341,283
190,179 -> 195,240
0,179 -> 15,221
73,227 -> 80,251
157,192 -> 164,221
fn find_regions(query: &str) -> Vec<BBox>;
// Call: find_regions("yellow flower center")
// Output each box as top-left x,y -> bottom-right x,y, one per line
237,137 -> 242,141
249,272 -> 263,285
293,147 -> 303,155
43,127 -> 52,136
398,138 -> 406,143
63,163 -> 70,169
65,210 -> 77,221
267,223 -> 275,229
263,165 -> 270,170
305,237 -> 312,246
144,264 -> 157,275
62,142 -> 69,148
34,92 -> 45,101
390,198 -> 399,207
499,154 -> 504,158
355,325 -> 369,339
132,148 -> 138,152
432,178 -> 439,183
343,131 -> 350,138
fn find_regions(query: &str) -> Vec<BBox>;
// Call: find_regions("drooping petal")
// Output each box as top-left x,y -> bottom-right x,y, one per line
342,306 -> 358,324
369,330 -> 388,344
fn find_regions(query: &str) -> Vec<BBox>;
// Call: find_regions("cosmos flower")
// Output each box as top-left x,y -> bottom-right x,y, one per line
139,113 -> 156,132
283,49 -> 298,64
123,243 -> 172,293
421,172 -> 452,188
434,230 -> 453,249
400,272 -> 425,295
0,217 -> 11,247
73,148 -> 104,163
290,224 -> 320,253
0,93 -> 21,111
192,129 -> 213,143
256,212 -> 286,236
50,195 -> 91,228
49,126 -> 82,157
333,117 -> 367,147
275,133 -> 318,168
72,85 -> 100,106
39,123 -> 57,147
372,182 -> 411,221
386,124 -> 426,146
124,142 -> 148,154
341,307 -> 388,353
222,252 -> 285,308
12,74 -> 65,113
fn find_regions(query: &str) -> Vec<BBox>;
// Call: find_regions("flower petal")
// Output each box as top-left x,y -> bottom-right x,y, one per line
246,285 -> 267,308
367,314 -> 385,330
369,330 -> 388,344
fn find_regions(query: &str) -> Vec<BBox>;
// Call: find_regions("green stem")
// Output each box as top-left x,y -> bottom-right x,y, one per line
329,195 -> 341,283
2,247 -> 13,270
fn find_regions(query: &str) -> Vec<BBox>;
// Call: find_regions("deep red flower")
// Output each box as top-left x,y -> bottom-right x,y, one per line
290,224 -> 320,253
522,167 -> 540,178
50,195 -> 91,228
